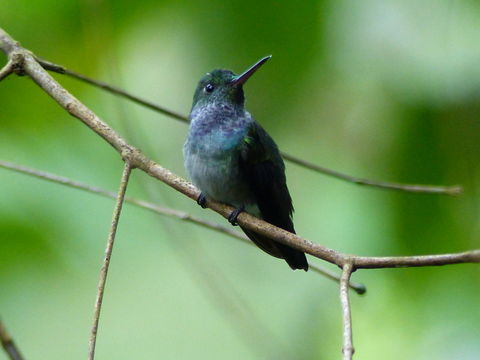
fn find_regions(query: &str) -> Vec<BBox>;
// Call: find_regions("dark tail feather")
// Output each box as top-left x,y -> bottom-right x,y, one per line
240,226 -> 309,271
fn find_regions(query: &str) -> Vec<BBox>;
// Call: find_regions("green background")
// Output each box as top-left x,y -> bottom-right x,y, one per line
1,1 -> 479,359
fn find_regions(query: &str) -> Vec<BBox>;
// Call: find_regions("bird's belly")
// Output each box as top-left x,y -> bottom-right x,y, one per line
185,152 -> 256,211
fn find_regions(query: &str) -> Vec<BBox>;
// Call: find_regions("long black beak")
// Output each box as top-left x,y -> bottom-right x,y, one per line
231,55 -> 272,87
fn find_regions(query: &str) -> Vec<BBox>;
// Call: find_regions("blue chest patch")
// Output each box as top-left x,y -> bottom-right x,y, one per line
184,104 -> 255,206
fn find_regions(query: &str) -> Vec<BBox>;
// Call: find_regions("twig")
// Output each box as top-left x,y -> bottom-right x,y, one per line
36,58 -> 188,122
2,27 -> 479,359
0,27 -> 478,270
34,57 -> 462,196
0,318 -> 25,360
0,159 -> 366,295
311,263 -> 365,295
102,63 -> 299,356
0,162 -> 295,356
88,163 -> 132,360
281,153 -> 462,195
0,59 -> 13,81
351,252 -> 480,269
340,263 -> 354,360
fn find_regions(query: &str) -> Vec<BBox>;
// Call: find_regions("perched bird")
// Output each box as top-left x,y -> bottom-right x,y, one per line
183,56 -> 308,271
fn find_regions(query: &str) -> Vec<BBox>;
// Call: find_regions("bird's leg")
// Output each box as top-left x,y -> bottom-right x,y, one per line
228,206 -> 245,226
197,193 -> 207,208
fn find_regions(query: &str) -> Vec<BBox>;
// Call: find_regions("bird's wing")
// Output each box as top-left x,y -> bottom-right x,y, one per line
239,121 -> 308,270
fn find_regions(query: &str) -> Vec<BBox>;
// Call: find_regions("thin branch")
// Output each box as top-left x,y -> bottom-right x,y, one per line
311,263 -> 365,295
0,59 -> 13,81
96,64 -> 300,355
0,159 -> 366,294
351,252 -> 480,269
36,57 -> 187,122
0,162 -> 295,356
2,27 -> 480,360
340,263 -> 354,360
0,318 -> 25,360
0,162 -> 358,356
34,57 -> 462,196
0,27 -> 478,271
88,163 -> 132,360
281,153 -> 462,195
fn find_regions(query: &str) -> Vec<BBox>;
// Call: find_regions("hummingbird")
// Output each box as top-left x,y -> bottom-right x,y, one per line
183,56 -> 308,271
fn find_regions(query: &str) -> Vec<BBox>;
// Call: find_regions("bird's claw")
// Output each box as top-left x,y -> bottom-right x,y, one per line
197,193 -> 207,208
228,206 -> 245,226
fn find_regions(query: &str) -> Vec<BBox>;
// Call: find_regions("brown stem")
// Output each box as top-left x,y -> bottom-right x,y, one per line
340,263 -> 354,360
0,159 -> 367,294
88,163 -> 132,360
1,27 -> 479,360
0,318 -> 25,360
35,57 -> 461,196
0,27 -> 478,270
0,59 -> 13,81
281,153 -> 462,195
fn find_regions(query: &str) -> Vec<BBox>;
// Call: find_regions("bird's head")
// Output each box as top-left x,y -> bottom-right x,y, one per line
191,55 -> 271,111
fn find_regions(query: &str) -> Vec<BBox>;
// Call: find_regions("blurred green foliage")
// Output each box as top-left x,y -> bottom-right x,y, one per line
1,1 -> 479,359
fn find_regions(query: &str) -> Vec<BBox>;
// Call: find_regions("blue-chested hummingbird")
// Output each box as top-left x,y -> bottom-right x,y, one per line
183,56 -> 308,271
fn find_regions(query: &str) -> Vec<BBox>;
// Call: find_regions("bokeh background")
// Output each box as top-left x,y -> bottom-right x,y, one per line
1,1 -> 479,359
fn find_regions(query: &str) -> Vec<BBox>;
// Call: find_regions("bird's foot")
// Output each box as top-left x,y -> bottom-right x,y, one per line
228,206 -> 245,226
197,193 -> 207,208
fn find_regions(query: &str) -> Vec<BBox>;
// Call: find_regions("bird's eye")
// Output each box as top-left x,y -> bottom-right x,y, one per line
204,83 -> 215,93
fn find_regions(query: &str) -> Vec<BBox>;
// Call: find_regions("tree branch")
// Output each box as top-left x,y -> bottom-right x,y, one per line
0,27 -> 478,271
0,318 -> 25,360
35,57 -> 188,122
0,59 -> 13,81
3,27 -> 480,360
281,153 -> 462,195
0,159 -> 367,295
88,163 -> 132,360
340,263 -> 354,360
0,163 -> 299,357
34,57 -> 462,196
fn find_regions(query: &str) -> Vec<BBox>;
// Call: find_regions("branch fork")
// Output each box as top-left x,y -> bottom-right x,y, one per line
1,27 -> 479,360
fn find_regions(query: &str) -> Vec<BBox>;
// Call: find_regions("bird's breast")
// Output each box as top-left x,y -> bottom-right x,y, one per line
184,139 -> 255,208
